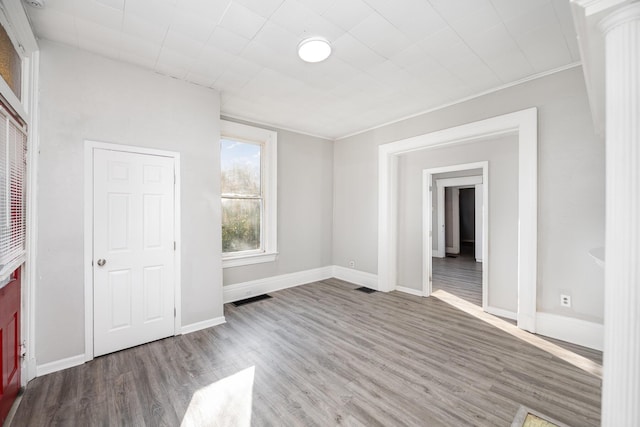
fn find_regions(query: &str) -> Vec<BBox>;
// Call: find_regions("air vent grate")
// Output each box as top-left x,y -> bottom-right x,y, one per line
232,294 -> 272,307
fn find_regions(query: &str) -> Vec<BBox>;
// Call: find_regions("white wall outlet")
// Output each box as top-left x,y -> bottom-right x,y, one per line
560,294 -> 571,308
348,260 -> 355,268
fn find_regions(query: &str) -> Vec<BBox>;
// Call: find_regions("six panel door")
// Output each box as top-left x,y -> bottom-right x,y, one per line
93,149 -> 176,357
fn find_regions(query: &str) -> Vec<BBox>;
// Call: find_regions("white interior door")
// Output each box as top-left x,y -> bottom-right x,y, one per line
93,148 -> 176,357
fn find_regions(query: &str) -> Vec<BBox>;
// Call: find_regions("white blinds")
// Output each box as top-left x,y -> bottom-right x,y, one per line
0,106 -> 26,268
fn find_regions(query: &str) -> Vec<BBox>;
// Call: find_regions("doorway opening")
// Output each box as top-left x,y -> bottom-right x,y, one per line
379,108 -> 537,332
423,163 -> 488,310
436,175 -> 483,307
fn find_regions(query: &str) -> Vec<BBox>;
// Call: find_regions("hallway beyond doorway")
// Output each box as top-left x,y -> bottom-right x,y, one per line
433,242 -> 481,306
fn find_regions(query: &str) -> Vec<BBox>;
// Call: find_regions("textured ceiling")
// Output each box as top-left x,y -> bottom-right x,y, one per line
25,0 -> 579,139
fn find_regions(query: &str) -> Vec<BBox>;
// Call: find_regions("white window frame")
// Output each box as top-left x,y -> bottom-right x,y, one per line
220,120 -> 277,268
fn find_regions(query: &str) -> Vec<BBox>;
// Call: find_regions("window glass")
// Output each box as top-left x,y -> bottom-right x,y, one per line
221,138 -> 263,254
221,139 -> 261,196
0,24 -> 21,100
221,199 -> 261,252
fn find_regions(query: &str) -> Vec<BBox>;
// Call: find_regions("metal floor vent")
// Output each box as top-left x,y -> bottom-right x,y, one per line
355,287 -> 376,294
232,294 -> 273,307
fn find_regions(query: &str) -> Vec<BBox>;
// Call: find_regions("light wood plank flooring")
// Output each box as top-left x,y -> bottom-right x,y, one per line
12,279 -> 602,426
432,247 -> 483,307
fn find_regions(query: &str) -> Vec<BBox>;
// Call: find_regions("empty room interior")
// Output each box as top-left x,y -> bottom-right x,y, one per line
0,0 -> 638,425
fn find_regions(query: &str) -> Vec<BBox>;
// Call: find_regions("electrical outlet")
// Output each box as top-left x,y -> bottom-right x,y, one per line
560,294 -> 571,308
348,260 -> 355,268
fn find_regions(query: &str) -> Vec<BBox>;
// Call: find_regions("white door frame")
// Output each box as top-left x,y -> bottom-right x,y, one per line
83,141 -> 182,362
423,164 -> 488,310
379,107 -> 537,332
474,183 -> 483,262
0,1 -> 41,384
435,175 -> 483,257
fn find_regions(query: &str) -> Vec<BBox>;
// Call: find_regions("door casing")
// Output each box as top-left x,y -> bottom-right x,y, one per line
423,162 -> 489,310
378,108 -> 538,333
83,141 -> 181,362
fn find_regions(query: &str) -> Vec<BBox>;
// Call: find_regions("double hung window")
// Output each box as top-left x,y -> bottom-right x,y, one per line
220,121 -> 277,267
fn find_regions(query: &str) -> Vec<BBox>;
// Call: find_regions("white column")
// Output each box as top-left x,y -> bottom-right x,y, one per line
600,3 -> 640,426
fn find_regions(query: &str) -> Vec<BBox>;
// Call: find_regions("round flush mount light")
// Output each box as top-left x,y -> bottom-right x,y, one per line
297,37 -> 332,63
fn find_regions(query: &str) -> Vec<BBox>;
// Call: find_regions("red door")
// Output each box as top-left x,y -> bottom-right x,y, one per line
0,269 -> 20,424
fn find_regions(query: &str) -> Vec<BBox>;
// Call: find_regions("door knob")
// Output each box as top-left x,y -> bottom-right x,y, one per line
97,259 -> 106,267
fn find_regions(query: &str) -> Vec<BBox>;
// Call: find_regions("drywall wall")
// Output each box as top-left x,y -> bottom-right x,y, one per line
397,136 -> 518,311
220,119 -> 333,286
36,41 -> 223,364
333,66 -> 605,323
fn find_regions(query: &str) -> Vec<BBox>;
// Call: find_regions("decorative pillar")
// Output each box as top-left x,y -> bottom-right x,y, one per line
600,3 -> 640,426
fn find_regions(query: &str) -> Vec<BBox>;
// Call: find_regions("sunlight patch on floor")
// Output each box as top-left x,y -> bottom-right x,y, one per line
432,289 -> 602,378
181,366 -> 255,427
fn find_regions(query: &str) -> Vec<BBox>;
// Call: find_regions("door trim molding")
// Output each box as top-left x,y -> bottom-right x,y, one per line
83,141 -> 182,362
379,107 -> 538,332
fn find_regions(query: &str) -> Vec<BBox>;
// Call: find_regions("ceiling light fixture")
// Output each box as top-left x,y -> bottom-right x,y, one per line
297,37 -> 331,63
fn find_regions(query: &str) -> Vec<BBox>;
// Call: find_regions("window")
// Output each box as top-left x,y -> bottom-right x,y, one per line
0,103 -> 26,276
0,24 -> 22,100
220,120 -> 277,268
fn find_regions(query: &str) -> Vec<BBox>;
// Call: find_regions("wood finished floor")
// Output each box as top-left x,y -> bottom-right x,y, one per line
13,279 -> 602,427
432,246 -> 483,307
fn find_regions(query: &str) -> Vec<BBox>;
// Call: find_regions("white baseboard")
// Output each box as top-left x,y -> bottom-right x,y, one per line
517,313 -> 537,333
536,312 -> 603,351
223,266 -> 333,303
332,265 -> 378,290
36,354 -> 85,377
181,316 -> 226,335
34,316 -> 228,378
395,286 -> 425,297
486,306 -> 517,320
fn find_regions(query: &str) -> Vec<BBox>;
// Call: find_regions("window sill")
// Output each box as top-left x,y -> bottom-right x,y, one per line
222,252 -> 278,269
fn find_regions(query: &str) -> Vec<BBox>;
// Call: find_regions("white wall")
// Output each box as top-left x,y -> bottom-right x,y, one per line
333,67 -> 605,323
221,121 -> 333,286
397,136 -> 519,312
36,41 -> 223,364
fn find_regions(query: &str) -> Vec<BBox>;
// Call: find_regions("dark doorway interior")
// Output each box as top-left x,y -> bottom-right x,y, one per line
459,188 -> 475,245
